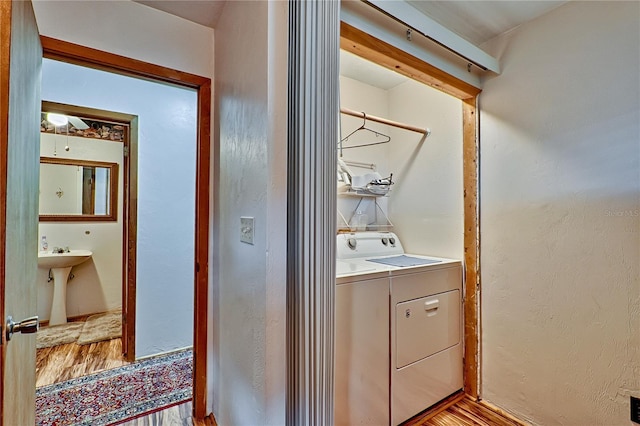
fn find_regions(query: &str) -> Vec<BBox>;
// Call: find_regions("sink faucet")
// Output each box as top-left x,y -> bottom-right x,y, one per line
52,247 -> 70,254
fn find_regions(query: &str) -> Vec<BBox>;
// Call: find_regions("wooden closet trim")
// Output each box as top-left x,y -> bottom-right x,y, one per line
40,36 -> 211,419
340,22 -> 480,100
340,22 -> 482,398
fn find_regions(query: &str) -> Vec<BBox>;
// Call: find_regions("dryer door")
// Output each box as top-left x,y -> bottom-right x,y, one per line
395,289 -> 460,369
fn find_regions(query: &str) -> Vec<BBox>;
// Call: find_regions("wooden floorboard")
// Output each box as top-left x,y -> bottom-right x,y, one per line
38,341 -> 525,426
404,394 -> 527,426
117,393 -> 526,426
125,392 -> 526,426
35,337 -> 129,387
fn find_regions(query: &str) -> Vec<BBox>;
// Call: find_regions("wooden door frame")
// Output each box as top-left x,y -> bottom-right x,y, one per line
41,100 -> 138,360
340,22 -> 482,399
40,37 -> 211,419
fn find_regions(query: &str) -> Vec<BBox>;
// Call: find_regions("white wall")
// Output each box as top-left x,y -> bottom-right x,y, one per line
34,0 -> 213,359
212,1 -> 288,424
388,80 -> 462,259
338,76 -> 391,230
479,2 -> 640,424
33,0 -> 213,78
339,74 -> 463,259
38,133 -> 123,321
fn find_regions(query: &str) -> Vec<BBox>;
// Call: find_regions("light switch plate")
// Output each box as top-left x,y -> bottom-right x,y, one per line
240,216 -> 254,244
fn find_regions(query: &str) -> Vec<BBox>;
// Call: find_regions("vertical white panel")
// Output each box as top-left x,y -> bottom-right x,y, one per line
287,1 -> 340,424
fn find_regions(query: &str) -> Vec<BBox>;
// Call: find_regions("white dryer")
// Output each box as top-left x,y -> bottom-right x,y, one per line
335,232 -> 463,426
388,256 -> 462,425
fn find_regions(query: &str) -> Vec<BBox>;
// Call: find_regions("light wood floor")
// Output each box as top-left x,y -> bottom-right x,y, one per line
38,343 -> 523,426
36,337 -> 129,387
126,393 -> 524,426
405,392 -> 526,426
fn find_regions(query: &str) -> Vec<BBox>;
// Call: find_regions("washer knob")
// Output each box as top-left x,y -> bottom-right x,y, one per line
347,238 -> 357,249
389,237 -> 396,246
381,238 -> 388,245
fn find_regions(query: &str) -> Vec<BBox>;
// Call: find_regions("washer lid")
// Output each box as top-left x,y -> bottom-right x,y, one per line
367,255 -> 442,268
336,259 -> 378,276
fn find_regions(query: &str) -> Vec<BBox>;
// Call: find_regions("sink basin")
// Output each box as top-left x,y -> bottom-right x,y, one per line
37,249 -> 93,326
38,250 -> 93,269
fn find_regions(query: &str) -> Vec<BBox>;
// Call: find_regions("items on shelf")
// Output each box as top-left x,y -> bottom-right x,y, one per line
337,159 -> 393,231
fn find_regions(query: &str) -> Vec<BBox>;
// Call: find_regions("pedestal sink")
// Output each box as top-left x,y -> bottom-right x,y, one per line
38,250 -> 92,326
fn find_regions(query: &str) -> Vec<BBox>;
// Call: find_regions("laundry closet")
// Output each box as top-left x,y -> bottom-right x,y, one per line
335,50 -> 465,425
337,50 -> 463,256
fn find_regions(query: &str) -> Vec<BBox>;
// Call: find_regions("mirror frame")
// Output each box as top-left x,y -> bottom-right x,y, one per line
39,157 -> 119,222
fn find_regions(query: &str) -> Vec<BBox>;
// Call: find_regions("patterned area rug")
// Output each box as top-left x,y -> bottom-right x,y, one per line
36,349 -> 192,425
77,310 -> 121,345
37,310 -> 121,349
36,322 -> 84,349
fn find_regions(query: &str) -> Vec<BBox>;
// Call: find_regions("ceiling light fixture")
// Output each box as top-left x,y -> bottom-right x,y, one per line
47,113 -> 68,127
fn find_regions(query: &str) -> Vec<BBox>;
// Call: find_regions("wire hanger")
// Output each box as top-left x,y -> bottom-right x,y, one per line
339,112 -> 391,150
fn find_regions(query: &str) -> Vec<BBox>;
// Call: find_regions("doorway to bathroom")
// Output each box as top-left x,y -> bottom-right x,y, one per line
36,100 -> 137,385
35,36 -> 211,420
0,4 -> 210,422
34,54 -> 202,404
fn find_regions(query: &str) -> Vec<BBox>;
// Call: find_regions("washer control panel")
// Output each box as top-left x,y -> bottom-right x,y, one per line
337,232 -> 404,259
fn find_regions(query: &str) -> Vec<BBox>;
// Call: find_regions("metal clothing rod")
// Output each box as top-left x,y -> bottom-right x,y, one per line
343,159 -> 377,170
340,107 -> 431,136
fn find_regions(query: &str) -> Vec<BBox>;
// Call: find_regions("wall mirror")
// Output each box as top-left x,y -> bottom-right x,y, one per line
39,157 -> 119,222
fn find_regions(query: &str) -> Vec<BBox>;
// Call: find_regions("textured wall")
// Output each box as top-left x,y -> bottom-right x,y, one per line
387,79 -> 463,260
480,2 -> 640,424
213,1 -> 288,424
33,0 -> 213,78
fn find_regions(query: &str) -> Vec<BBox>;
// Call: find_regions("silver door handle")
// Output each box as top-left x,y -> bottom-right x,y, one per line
5,315 -> 39,342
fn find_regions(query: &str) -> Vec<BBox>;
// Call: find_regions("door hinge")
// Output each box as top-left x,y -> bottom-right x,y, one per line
123,146 -> 129,157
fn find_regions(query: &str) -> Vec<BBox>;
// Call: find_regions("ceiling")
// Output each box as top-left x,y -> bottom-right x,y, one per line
340,50 -> 409,90
407,1 -> 567,45
133,0 -> 226,28
133,0 -> 568,90
134,1 -> 567,42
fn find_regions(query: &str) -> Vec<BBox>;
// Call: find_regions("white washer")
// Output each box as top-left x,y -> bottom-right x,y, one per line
335,232 -> 463,426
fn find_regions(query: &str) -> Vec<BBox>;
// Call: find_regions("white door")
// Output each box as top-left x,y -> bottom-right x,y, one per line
0,0 -> 42,424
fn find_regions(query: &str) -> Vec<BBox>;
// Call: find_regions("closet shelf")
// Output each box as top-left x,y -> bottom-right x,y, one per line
338,189 -> 390,198
337,196 -> 393,232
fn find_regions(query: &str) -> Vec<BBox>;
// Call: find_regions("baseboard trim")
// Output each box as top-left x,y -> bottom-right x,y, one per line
135,346 -> 193,362
192,412 -> 217,426
477,398 -> 530,426
39,312 -> 97,328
